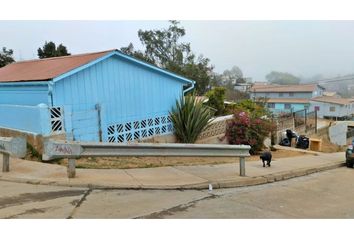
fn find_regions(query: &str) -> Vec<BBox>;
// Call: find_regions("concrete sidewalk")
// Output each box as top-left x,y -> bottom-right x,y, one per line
0,152 -> 345,189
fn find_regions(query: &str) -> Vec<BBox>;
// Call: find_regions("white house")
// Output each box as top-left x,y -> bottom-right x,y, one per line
250,83 -> 325,114
309,96 -> 354,120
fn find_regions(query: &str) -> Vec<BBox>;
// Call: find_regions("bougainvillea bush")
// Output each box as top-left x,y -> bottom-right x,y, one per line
225,110 -> 275,154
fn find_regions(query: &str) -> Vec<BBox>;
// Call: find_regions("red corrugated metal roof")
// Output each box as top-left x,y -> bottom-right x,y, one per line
0,49 -> 114,83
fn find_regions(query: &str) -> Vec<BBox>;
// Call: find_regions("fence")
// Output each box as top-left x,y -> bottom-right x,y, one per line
43,140 -> 251,178
276,115 -> 294,131
306,110 -> 317,134
274,109 -> 318,143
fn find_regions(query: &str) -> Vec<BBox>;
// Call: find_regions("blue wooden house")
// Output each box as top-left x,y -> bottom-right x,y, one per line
0,49 -> 194,142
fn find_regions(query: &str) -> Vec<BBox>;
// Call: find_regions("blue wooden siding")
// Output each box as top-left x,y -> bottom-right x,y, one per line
0,84 -> 48,106
268,103 -> 309,114
52,55 -> 184,142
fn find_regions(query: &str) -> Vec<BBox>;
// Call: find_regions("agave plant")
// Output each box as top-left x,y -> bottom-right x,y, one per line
169,95 -> 214,143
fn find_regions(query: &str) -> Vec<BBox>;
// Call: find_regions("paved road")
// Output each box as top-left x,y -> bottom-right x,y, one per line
1,167 -> 354,218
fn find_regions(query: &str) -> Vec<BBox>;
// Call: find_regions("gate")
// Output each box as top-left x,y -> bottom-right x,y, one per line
71,105 -> 101,142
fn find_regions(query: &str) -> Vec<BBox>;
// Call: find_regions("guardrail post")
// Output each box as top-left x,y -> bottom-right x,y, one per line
67,158 -> 76,178
2,152 -> 10,172
239,156 -> 245,176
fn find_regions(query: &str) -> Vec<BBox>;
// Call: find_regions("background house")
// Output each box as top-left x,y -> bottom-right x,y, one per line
309,96 -> 354,120
0,49 -> 194,143
250,83 -> 325,114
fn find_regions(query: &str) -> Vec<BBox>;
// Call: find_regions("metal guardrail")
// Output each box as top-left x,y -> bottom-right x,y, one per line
0,137 -> 27,158
43,141 -> 251,178
0,136 -> 26,173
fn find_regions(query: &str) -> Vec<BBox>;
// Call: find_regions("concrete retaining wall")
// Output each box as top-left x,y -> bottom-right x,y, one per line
328,122 -> 349,146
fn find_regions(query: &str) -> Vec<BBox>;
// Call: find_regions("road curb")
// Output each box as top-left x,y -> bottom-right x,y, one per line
0,162 -> 346,190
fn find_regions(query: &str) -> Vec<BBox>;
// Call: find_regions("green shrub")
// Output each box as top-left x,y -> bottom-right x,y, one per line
170,95 -> 214,143
26,143 -> 42,161
225,99 -> 271,118
226,110 -> 275,154
205,87 -> 226,116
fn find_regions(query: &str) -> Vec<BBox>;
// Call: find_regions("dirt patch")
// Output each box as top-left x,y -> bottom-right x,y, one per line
53,149 -> 309,169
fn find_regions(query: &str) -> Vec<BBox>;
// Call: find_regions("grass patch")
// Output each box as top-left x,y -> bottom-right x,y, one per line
26,143 -> 42,161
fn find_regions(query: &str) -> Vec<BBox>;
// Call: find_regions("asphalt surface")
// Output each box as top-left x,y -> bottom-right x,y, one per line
1,167 -> 354,218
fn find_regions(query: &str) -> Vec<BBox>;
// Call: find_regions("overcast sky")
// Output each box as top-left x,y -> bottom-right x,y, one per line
1,20 -> 354,81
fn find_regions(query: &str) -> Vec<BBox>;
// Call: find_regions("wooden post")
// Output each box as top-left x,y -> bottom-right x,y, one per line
95,103 -> 103,142
67,158 -> 76,178
315,110 -> 318,134
239,156 -> 246,176
2,152 -> 10,172
304,109 -> 307,133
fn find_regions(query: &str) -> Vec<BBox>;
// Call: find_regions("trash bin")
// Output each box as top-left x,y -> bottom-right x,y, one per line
296,135 -> 309,149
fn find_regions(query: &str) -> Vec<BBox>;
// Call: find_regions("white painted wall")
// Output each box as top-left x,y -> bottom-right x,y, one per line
309,101 -> 354,118
328,122 -> 349,145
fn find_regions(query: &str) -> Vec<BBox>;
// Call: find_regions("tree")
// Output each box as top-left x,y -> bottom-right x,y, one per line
205,87 -> 226,116
222,66 -> 244,85
37,41 -> 71,59
121,21 -> 214,95
0,47 -> 15,68
266,71 -> 300,85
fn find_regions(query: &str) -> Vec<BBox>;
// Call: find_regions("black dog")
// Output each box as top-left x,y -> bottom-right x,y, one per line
260,151 -> 272,167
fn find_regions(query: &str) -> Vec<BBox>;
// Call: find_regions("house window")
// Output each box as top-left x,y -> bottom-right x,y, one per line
50,107 -> 64,133
284,104 -> 291,109
279,93 -> 283,97
289,92 -> 294,96
330,106 -> 336,112
268,103 -> 275,108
